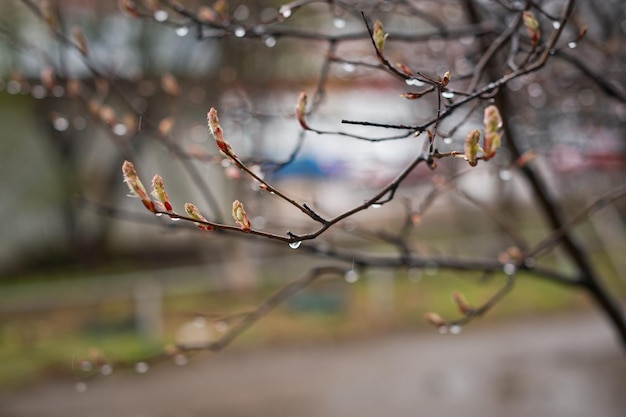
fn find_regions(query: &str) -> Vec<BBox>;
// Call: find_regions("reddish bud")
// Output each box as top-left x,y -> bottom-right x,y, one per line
88,347 -> 105,365
425,312 -> 447,327
198,6 -> 217,21
161,73 -> 180,97
523,11 -> 541,46
232,200 -> 251,232
184,203 -> 213,231
151,175 -> 173,212
483,105 -> 502,161
296,91 -> 309,130
118,0 -> 140,18
99,105 -> 117,125
213,0 -> 228,17
123,113 -> 138,135
516,150 -> 537,167
452,291 -> 474,315
67,79 -> 82,98
441,71 -> 451,87
400,92 -> 425,100
122,161 -> 156,213
207,108 -> 235,157
40,66 -> 55,90
396,63 -> 413,76
158,117 -> 175,137
464,129 -> 481,167
578,24 -> 588,41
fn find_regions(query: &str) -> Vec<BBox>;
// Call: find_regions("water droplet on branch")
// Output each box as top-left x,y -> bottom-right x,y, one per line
263,35 -> 277,47
449,324 -> 462,334
112,123 -> 127,136
441,91 -> 455,99
101,364 -> 113,375
405,78 -> 425,87
53,116 -> 69,131
503,263 -> 517,276
333,17 -> 346,29
499,170 -> 513,181
135,362 -> 149,374
175,26 -> 189,37
75,382 -> 88,393
342,63 -> 355,73
174,354 -> 188,366
279,6 -> 292,19
344,270 -> 359,283
154,10 -> 168,22
289,241 -> 302,249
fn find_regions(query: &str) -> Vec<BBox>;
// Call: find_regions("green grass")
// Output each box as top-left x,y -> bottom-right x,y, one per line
0,260 -> 605,389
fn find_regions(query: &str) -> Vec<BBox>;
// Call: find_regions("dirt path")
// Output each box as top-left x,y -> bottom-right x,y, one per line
2,311 -> 625,417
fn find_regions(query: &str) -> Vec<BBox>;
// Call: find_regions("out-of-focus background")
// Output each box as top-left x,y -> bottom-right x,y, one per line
0,1 -> 625,416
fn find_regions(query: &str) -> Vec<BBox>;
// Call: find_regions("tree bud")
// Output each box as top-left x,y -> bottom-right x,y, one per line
232,200 -> 251,232
373,20 -> 389,55
207,108 -> 235,157
161,72 -> 181,97
151,175 -> 173,212
441,71 -> 451,87
452,291 -> 474,315
464,129 -> 481,167
122,161 -> 156,213
296,91 -> 309,130
425,312 -> 447,327
400,92 -> 425,100
184,203 -> 213,231
483,105 -> 502,160
73,26 -> 89,56
523,11 -> 541,46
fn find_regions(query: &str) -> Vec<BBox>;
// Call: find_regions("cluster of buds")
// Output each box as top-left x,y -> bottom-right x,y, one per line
184,203 -> 213,231
523,11 -> 541,46
208,108 -> 236,158
482,105 -> 503,161
232,200 -> 251,232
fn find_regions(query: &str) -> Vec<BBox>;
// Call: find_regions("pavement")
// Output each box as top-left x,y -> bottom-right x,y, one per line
1,311 -> 625,417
